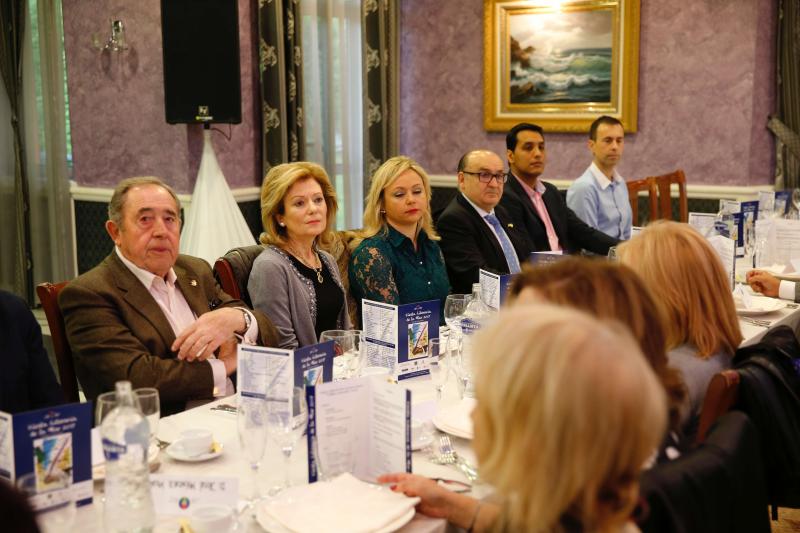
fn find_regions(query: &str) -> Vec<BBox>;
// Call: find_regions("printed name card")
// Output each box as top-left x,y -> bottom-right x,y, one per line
238,342 -> 335,400
529,251 -> 566,265
306,377 -> 411,483
479,269 -> 513,310
362,299 -> 440,381
150,475 -> 238,515
0,403 -> 93,506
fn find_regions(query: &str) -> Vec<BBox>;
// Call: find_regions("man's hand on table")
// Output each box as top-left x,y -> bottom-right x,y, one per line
172,308 -> 245,361
746,270 -> 780,298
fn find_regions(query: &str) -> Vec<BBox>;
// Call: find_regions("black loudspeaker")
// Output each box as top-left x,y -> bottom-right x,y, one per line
161,0 -> 241,124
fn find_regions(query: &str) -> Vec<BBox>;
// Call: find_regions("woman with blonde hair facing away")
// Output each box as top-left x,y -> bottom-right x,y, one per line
508,257 -> 687,448
349,156 -> 450,313
616,220 -> 742,435
380,304 -> 667,532
248,162 -> 350,349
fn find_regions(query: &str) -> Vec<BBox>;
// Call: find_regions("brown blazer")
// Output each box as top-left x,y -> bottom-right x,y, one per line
60,252 -> 277,413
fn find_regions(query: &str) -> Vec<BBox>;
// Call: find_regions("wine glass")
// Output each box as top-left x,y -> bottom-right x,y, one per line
444,294 -> 470,335
95,391 -> 118,427
17,471 -> 76,533
134,388 -> 160,448
320,330 -> 355,380
237,396 -> 268,513
266,387 -> 308,494
427,338 -> 449,401
455,341 -> 475,399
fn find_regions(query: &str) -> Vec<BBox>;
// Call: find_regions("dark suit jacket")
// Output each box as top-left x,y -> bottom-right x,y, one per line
437,194 -> 534,294
60,252 -> 277,413
500,173 -> 619,255
0,291 -> 63,413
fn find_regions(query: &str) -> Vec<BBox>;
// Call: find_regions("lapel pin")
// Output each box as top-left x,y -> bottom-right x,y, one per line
190,279 -> 197,286
508,223 -> 514,228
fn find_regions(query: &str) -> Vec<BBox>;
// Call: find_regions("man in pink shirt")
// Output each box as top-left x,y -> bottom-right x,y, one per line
60,177 -> 277,414
499,122 -> 618,256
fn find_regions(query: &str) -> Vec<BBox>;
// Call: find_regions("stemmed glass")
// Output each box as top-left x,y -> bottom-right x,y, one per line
320,330 -> 356,380
237,395 -> 268,513
444,294 -> 470,336
267,387 -> 308,494
427,338 -> 449,401
134,388 -> 160,448
95,391 -> 118,427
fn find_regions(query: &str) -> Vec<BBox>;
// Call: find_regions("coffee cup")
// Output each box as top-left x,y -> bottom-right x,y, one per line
191,504 -> 234,533
178,429 -> 213,456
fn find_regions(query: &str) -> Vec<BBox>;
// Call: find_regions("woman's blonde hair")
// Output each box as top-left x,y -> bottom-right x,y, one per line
351,155 -> 439,248
616,220 -> 742,357
259,162 -> 338,248
473,304 -> 667,533
508,257 -> 686,431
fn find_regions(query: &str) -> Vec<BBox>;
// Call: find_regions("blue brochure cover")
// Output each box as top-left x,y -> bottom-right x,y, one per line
0,402 -> 93,506
479,269 -> 513,309
529,251 -> 567,265
732,200 -> 758,256
775,190 -> 791,216
293,341 -> 335,388
397,300 -> 440,381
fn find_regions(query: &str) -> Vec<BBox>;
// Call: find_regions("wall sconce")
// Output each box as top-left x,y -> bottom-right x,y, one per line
92,20 -> 129,52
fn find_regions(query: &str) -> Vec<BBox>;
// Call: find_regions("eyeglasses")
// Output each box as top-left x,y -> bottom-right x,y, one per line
462,171 -> 508,184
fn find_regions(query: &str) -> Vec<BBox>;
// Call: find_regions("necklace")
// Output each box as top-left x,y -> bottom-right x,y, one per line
285,245 -> 324,284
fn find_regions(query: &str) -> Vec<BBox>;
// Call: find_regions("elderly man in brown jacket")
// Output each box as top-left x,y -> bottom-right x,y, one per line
60,176 -> 277,414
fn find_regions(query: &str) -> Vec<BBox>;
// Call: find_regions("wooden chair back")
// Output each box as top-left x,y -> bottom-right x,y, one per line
651,169 -> 688,222
626,177 -> 658,226
695,369 -> 741,445
36,282 -> 80,403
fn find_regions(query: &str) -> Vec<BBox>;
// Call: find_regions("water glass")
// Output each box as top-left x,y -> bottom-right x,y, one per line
16,472 -> 76,533
267,387 -> 308,493
95,390 -> 119,427
237,396 -> 268,509
444,294 -> 470,335
135,388 -> 160,445
320,330 -> 356,380
427,338 -> 449,401
455,343 -> 475,399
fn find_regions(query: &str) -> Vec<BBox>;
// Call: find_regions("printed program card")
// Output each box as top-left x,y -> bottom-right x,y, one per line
479,269 -> 512,310
239,343 -> 334,400
0,403 -> 93,506
688,212 -> 717,238
306,377 -> 411,483
707,234 -> 736,289
362,299 -> 440,381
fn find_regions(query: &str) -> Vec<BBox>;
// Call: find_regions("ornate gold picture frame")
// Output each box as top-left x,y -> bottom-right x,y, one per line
484,0 -> 640,133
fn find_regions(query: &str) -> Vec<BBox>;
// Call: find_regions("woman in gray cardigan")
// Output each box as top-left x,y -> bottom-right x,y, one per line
248,162 -> 350,349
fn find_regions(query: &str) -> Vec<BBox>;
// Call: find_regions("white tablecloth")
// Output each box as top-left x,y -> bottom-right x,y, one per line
76,375 -> 483,532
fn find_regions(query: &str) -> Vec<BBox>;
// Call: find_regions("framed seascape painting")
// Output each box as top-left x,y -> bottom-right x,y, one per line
484,0 -> 640,132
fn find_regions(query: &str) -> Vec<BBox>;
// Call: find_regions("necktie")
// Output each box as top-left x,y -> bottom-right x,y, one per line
484,213 -> 522,274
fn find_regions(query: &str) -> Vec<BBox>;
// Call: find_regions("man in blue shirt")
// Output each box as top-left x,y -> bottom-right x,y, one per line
567,116 -> 632,240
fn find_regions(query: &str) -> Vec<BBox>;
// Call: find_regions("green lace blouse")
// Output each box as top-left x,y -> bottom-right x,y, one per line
349,225 -> 451,320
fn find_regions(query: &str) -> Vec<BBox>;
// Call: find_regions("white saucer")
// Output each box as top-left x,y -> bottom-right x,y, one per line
432,399 -> 475,440
165,440 -> 224,462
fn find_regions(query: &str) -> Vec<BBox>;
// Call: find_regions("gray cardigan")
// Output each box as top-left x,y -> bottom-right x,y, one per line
248,245 -> 351,349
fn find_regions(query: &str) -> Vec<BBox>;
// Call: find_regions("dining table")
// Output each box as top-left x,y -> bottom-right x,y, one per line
73,363 -> 483,533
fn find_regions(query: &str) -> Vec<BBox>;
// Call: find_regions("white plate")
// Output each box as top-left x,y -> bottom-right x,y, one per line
93,443 -> 160,481
255,496 -> 415,533
736,297 -> 787,316
165,440 -> 224,462
432,399 -> 475,440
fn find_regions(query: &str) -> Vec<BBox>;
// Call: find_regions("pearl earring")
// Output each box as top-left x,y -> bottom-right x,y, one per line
278,221 -> 285,227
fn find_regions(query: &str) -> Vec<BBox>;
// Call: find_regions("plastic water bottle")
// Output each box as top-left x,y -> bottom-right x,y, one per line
101,381 -> 155,532
462,283 -> 490,334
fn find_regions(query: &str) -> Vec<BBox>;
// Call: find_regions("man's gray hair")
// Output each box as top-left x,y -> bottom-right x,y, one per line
108,176 -> 181,226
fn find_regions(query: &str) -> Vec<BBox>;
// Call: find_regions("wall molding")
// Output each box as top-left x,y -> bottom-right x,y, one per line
69,182 -> 261,205
428,174 -> 773,200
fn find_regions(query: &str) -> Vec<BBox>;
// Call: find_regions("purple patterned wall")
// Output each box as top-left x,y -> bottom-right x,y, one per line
399,0 -> 777,186
63,0 -> 260,193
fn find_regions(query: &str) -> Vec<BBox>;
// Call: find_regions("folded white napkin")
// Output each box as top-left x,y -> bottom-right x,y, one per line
262,473 -> 419,533
434,398 -> 475,439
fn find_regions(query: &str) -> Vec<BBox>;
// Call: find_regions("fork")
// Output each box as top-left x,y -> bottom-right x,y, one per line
740,316 -> 772,328
438,435 -> 479,482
